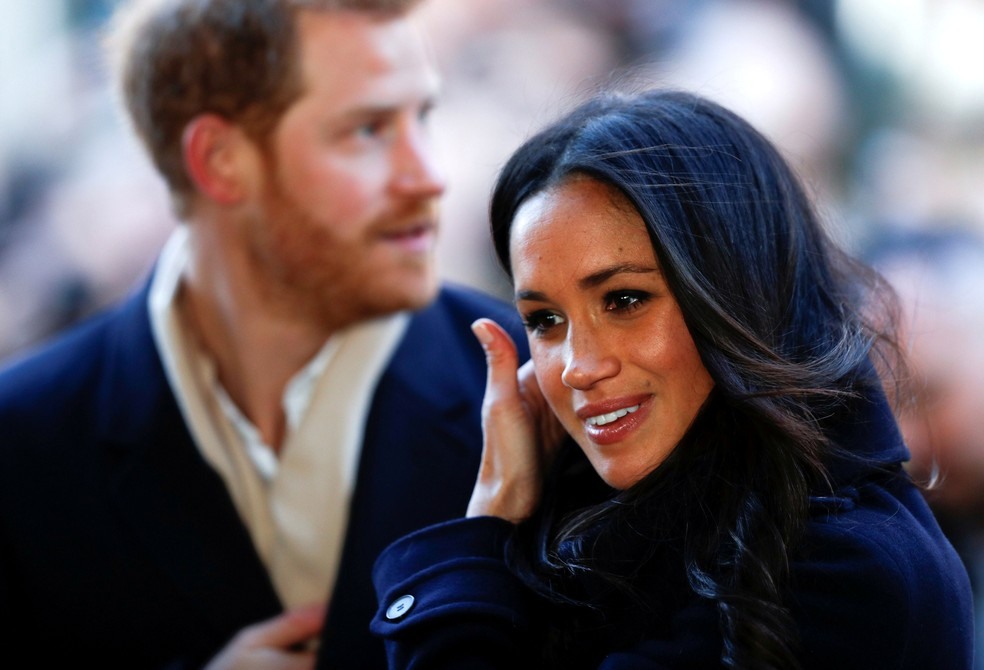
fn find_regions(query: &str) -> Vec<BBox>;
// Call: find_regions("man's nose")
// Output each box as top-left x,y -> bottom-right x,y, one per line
391,122 -> 446,197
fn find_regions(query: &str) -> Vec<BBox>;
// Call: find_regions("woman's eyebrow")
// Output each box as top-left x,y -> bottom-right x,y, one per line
515,264 -> 659,303
578,263 -> 659,289
515,289 -> 548,303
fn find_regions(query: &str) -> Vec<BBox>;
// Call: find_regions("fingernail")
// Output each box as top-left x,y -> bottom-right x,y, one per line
471,320 -> 493,346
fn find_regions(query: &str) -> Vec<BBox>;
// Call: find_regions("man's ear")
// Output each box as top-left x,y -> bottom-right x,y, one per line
181,114 -> 256,205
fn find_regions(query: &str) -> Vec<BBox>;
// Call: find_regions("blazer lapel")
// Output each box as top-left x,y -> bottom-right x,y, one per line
319,291 -> 491,668
101,283 -> 282,634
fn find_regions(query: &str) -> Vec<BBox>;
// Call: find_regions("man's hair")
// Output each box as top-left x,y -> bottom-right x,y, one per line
106,0 -> 420,216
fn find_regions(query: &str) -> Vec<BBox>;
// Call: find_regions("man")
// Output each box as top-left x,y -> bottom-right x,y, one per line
0,0 -> 526,668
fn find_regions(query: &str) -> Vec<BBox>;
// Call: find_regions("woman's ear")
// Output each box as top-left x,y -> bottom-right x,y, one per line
181,114 -> 255,206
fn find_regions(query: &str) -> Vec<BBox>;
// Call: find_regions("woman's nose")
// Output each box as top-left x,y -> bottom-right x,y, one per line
560,327 -> 620,390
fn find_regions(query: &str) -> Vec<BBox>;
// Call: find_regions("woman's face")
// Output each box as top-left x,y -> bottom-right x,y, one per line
510,176 -> 714,489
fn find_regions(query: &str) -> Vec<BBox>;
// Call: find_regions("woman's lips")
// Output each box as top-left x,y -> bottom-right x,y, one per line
577,395 -> 652,446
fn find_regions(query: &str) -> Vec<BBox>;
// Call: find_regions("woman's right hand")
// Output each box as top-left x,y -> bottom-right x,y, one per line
466,318 -> 566,523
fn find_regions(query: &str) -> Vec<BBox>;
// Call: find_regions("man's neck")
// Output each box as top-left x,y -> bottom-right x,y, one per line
179,230 -> 332,453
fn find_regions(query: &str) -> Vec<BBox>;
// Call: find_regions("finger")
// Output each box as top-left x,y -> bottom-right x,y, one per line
273,651 -> 318,670
517,360 -> 568,463
516,359 -> 539,403
239,603 -> 326,649
517,359 -> 549,426
471,318 -> 520,403
243,649 -> 318,670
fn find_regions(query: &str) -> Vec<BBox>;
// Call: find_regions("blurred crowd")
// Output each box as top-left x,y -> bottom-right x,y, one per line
2,0 -> 984,659
4,0 -> 984,346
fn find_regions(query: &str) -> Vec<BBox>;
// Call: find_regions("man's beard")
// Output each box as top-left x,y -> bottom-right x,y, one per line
242,189 -> 439,334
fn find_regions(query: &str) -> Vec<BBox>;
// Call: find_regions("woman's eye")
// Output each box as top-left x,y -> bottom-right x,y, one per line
605,291 -> 650,313
522,310 -> 565,335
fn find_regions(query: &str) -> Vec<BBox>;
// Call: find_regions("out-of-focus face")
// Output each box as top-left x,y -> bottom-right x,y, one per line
510,176 -> 714,489
887,260 -> 984,513
239,9 -> 445,330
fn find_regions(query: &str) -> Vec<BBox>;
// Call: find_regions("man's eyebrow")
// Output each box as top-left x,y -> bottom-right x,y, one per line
514,264 -> 659,302
335,105 -> 399,121
337,95 -> 438,121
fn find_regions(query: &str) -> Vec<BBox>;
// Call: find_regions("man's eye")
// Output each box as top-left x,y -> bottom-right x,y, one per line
605,291 -> 650,313
355,119 -> 387,138
522,310 -> 565,335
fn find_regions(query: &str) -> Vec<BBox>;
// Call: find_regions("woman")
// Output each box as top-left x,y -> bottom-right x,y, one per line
371,90 -> 973,669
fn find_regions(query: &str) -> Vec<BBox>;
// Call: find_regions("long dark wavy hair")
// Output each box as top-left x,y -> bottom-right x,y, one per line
489,90 -> 900,669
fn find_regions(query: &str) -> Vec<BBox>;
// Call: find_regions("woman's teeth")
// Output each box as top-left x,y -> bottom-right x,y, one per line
586,404 -> 640,427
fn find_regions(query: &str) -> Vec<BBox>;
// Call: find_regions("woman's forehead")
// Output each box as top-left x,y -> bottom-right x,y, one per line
508,177 -> 661,285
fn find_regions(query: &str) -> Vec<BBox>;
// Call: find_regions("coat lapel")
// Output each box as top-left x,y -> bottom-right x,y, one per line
101,283 -> 282,634
319,290 -> 493,668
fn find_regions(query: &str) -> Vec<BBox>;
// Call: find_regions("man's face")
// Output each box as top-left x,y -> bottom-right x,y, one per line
240,9 -> 445,331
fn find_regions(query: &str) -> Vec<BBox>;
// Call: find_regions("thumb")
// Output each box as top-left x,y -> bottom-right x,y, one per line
471,318 -> 520,404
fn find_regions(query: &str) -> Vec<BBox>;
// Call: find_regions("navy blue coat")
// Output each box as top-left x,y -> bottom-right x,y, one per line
372,394 -> 974,669
0,278 -> 526,669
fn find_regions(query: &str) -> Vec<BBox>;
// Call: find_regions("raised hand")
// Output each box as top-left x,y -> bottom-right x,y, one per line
466,318 -> 566,523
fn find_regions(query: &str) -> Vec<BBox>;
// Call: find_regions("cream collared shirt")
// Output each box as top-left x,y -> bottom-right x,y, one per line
148,228 -> 409,608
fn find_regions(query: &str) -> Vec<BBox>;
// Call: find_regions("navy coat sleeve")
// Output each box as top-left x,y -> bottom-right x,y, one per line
371,518 -> 723,669
372,518 -> 536,669
372,478 -> 974,669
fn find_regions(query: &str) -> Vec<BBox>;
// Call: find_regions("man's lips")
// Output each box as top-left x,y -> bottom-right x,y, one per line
378,221 -> 436,252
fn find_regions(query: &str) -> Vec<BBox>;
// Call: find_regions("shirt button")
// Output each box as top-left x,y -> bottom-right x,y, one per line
385,594 -> 415,621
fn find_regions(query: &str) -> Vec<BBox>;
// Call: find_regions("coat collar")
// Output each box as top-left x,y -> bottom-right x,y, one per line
824,386 -> 910,485
99,280 -> 282,633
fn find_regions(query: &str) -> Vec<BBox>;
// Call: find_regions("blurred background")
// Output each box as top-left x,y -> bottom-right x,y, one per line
3,0 -> 984,359
2,0 -> 984,660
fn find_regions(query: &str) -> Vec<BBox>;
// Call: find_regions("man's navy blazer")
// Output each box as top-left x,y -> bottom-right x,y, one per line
0,278 -> 526,669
